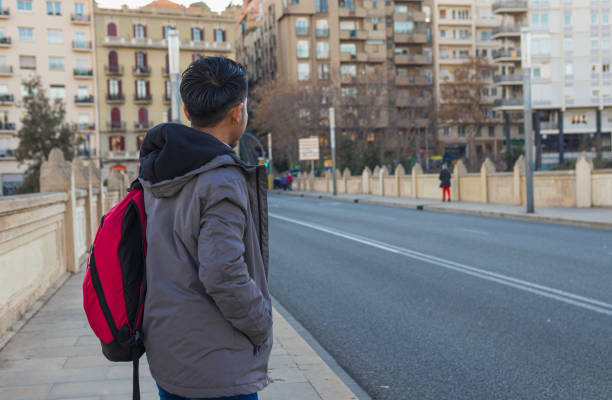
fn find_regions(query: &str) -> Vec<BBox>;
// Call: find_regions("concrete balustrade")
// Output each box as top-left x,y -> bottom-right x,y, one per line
295,153 -> 612,208
0,148 -> 129,341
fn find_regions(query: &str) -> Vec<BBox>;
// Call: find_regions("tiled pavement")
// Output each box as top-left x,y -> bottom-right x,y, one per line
0,272 -> 360,400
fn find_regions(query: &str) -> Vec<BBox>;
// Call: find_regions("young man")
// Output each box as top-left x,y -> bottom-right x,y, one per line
439,164 -> 451,202
138,57 -> 273,400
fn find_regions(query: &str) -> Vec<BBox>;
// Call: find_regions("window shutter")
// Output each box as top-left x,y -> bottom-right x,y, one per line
134,80 -> 137,96
134,52 -> 138,67
191,28 -> 194,40
146,81 -> 150,95
144,53 -> 148,67
118,80 -> 122,94
162,26 -> 166,38
200,28 -> 204,40
106,79 -> 109,93
165,54 -> 169,70
133,24 -> 135,37
120,136 -> 125,151
144,25 -> 147,38
108,137 -> 113,150
223,30 -> 226,42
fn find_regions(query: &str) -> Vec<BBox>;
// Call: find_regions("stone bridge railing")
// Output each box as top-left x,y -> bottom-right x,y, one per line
295,153 -> 612,209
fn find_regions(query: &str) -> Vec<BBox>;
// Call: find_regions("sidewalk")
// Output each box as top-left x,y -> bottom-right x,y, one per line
0,272 -> 361,400
272,190 -> 612,230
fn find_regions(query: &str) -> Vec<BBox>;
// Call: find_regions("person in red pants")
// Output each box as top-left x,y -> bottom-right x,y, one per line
439,164 -> 451,202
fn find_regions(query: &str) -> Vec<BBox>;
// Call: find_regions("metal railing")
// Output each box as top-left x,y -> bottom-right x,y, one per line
494,98 -> 523,107
134,121 -> 153,130
74,68 -> 93,77
0,122 -> 16,131
0,37 -> 11,45
105,65 -> 124,75
492,25 -> 523,36
107,121 -> 126,130
0,65 -> 12,74
0,94 -> 14,103
72,40 -> 92,50
134,94 -> 152,102
75,95 -> 94,103
492,1 -> 528,12
71,13 -> 91,23
493,74 -> 522,83
133,65 -> 152,75
492,48 -> 521,59
106,93 -> 125,102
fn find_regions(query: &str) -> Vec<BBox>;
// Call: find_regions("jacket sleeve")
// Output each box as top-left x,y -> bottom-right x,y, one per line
197,173 -> 272,346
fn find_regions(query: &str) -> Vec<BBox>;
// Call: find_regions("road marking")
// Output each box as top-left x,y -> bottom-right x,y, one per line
456,228 -> 488,235
270,213 -> 612,317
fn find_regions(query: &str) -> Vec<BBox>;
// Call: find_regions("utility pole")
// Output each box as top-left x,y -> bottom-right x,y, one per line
267,132 -> 273,189
168,29 -> 181,123
521,27 -> 534,213
329,107 -> 337,196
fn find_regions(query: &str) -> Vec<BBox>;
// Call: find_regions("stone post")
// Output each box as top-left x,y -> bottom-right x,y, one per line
362,167 -> 371,194
342,168 -> 350,194
95,162 -> 105,216
575,152 -> 593,208
480,158 -> 496,203
39,148 -> 80,273
411,163 -> 423,199
513,155 -> 525,205
395,165 -> 406,197
309,170 -> 315,191
379,167 -> 385,197
451,160 -> 466,202
85,161 -> 95,247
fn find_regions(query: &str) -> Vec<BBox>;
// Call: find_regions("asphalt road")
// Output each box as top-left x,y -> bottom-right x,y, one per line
267,194 -> 612,400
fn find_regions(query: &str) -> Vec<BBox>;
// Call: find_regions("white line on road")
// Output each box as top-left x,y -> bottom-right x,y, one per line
456,228 -> 488,235
270,213 -> 612,317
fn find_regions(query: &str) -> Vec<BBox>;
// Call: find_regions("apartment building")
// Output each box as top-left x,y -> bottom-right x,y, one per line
0,0 -> 96,195
237,0 -> 435,159
94,0 -> 237,179
433,0 -> 522,159
493,0 -> 612,167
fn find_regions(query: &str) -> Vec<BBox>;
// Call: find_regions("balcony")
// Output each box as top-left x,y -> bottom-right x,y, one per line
77,123 -> 95,131
72,40 -> 93,51
163,94 -> 171,104
395,97 -> 431,108
75,95 -> 94,105
161,66 -> 169,76
340,52 -> 368,62
0,122 -> 16,132
134,121 -> 153,131
492,25 -> 522,39
394,10 -> 426,22
492,1 -> 528,13
492,48 -> 521,62
0,94 -> 14,105
493,98 -> 523,109
0,37 -> 11,47
315,28 -> 329,37
338,6 -> 367,17
540,121 -> 558,131
340,29 -> 368,40
74,68 -> 93,78
368,53 -> 386,63
0,8 -> 9,19
180,40 -> 232,53
134,94 -> 152,104
107,151 -> 139,160
366,7 -> 385,17
106,93 -> 125,104
107,121 -> 126,131
493,74 -> 522,85
394,53 -> 432,65
368,30 -> 385,40
105,65 -> 124,76
0,148 -> 15,159
394,32 -> 428,44
132,65 -> 151,76
395,75 -> 431,86
0,65 -> 13,76
71,13 -> 91,24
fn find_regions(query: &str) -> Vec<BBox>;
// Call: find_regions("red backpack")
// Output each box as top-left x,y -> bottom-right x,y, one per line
83,180 -> 147,400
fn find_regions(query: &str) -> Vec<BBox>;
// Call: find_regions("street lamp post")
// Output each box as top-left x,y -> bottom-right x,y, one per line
329,107 -> 337,196
521,27 -> 534,214
167,29 -> 181,123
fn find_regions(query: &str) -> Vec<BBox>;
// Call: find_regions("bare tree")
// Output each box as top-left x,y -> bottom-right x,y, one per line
435,56 -> 496,171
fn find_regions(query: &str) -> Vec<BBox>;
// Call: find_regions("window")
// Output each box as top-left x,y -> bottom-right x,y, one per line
483,87 -> 489,96
74,3 -> 85,16
136,80 -> 147,98
531,36 -> 550,55
77,86 -> 89,98
480,10 -> 487,19
603,11 -> 610,25
591,39 -> 599,51
565,63 -> 573,77
49,56 -> 64,70
369,40 -> 382,53
75,32 -> 87,47
459,29 -> 470,39
298,63 -> 310,80
443,127 -> 450,136
316,0 -> 327,13
19,55 -> 36,70
17,0 -> 32,11
340,21 -> 356,31
18,27 -> 34,41
109,136 -> 125,151
458,9 -> 469,20
603,63 -> 610,72
341,87 -> 357,98
107,23 -> 117,37
488,126 -> 495,137
341,65 -> 357,76
136,51 -> 146,67
46,1 -> 61,15
491,87 -> 497,96
137,135 -> 145,150
317,42 -> 329,59
49,85 -> 65,99
603,39 -> 611,51
318,64 -> 329,80
134,24 -> 146,38
564,12 -> 571,25
316,20 -> 329,36
340,43 -> 356,55
47,29 -> 63,43
564,39 -> 572,52
339,0 -> 354,11
591,11 -> 598,25
480,31 -> 491,41
192,28 -> 202,41
458,127 -> 466,137
109,79 -> 119,95
78,112 -> 90,129
21,83 -> 38,97
163,26 -> 175,39
531,13 -> 549,30
439,9 -> 446,19
395,5 -> 407,12
394,21 -> 414,34
440,30 -> 446,38
296,18 -> 308,35
297,40 -> 309,58
214,29 -> 226,42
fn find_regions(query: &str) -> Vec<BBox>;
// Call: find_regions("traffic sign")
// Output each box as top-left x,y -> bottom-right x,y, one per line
299,137 -> 320,161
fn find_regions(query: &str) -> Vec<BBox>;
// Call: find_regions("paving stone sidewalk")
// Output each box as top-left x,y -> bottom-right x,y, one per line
273,190 -> 612,230
0,272 -> 360,400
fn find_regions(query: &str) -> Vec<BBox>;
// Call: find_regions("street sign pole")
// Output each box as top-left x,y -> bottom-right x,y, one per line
267,132 -> 273,189
329,107 -> 337,196
168,29 -> 181,123
521,27 -> 534,213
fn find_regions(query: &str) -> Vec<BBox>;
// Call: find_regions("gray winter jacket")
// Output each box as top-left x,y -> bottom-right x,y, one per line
138,123 -> 272,398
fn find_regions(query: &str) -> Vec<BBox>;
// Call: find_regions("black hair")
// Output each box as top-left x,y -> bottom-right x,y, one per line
180,57 -> 248,128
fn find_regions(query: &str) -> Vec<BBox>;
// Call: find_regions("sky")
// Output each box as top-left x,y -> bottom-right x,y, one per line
96,0 -> 240,13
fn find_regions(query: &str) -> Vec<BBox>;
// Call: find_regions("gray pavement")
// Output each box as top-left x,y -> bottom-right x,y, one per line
0,271 -> 360,400
268,194 -> 612,400
272,190 -> 612,230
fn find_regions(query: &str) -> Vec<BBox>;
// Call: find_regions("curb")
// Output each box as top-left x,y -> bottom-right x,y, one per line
270,191 -> 612,230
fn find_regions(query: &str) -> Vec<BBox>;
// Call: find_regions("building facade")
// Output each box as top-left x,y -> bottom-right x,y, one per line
0,0 -> 96,195
493,0 -> 612,167
94,0 -> 237,178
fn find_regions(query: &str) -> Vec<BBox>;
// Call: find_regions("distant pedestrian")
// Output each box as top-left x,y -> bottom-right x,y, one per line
439,164 -> 451,202
280,175 -> 288,190
287,174 -> 293,190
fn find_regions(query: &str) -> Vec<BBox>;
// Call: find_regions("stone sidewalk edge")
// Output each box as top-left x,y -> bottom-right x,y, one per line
270,190 -> 612,230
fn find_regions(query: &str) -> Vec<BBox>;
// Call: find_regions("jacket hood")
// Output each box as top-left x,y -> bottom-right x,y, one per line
138,123 -> 237,198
